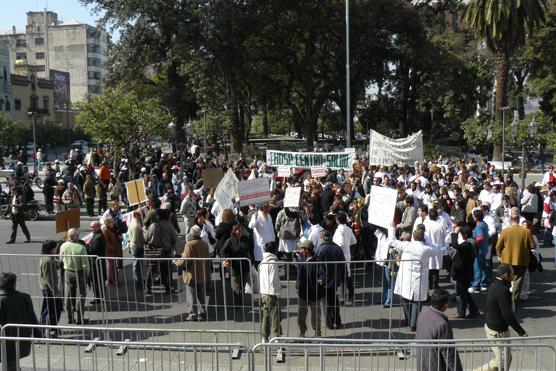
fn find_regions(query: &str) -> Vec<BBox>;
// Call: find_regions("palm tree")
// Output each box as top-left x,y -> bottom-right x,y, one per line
462,0 -> 548,160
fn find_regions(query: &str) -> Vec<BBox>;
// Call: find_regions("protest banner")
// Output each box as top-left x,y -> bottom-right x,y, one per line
238,177 -> 271,206
202,168 -> 224,188
283,186 -> 302,208
311,167 -> 327,178
368,130 -> 424,166
160,143 -> 173,154
277,166 -> 291,178
55,207 -> 81,233
367,186 -> 398,229
266,150 -> 356,170
126,179 -> 147,206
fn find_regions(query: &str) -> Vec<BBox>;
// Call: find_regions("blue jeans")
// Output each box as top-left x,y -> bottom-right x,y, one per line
130,247 -> 144,285
401,298 -> 421,327
382,266 -> 392,305
471,254 -> 488,289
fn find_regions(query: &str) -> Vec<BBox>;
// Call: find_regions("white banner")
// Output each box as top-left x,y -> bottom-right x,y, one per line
368,130 -> 424,166
367,186 -> 398,229
310,167 -> 327,178
277,166 -> 291,178
266,150 -> 356,170
283,186 -> 302,208
238,177 -> 271,206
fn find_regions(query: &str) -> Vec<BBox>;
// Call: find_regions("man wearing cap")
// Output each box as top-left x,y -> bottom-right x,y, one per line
316,230 -> 345,330
176,225 -> 210,321
294,240 -> 324,337
496,213 -> 536,309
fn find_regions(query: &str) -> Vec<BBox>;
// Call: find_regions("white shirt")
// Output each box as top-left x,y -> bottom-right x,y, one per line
333,224 -> 357,263
259,252 -> 281,296
307,223 -> 324,249
374,229 -> 390,267
249,211 -> 276,262
490,192 -> 503,211
483,214 -> 497,237
479,189 -> 492,205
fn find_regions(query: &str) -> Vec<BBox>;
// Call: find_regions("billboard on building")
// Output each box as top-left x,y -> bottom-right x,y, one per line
49,69 -> 70,108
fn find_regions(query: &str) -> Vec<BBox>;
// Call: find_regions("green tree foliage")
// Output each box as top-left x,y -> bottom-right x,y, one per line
76,90 -> 171,169
0,114 -> 26,146
462,0 -> 548,159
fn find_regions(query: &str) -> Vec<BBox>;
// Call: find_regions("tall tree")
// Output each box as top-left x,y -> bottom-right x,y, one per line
462,0 -> 548,160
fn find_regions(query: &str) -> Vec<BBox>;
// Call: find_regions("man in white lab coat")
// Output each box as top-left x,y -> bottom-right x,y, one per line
333,212 -> 357,305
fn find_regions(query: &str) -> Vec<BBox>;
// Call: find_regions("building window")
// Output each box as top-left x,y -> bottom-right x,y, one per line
30,95 -> 38,112
16,52 -> 27,60
4,97 -> 10,112
36,52 -> 45,60
35,37 -> 44,45
36,65 -> 45,72
2,66 -> 6,81
43,96 -> 49,110
14,99 -> 21,111
15,39 -> 26,48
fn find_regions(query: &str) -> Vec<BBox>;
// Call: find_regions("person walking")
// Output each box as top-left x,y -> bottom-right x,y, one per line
176,225 -> 211,321
448,225 -> 479,319
495,214 -> 536,309
469,210 -> 490,293
259,241 -> 282,342
6,186 -> 31,244
59,228 -> 90,325
294,240 -> 324,337
388,224 -> 433,331
38,240 -> 63,336
0,272 -> 40,371
83,175 -> 96,217
473,265 -> 527,371
415,289 -> 463,371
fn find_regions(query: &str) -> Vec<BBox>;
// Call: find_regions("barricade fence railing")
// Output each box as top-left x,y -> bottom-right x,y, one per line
251,338 -> 556,371
0,253 -> 423,343
2,334 -> 555,371
0,335 -> 247,371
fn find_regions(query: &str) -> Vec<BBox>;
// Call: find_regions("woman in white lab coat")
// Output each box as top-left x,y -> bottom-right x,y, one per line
388,224 -> 433,331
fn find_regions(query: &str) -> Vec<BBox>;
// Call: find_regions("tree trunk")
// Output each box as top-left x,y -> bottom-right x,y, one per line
262,103 -> 269,137
399,62 -> 409,137
167,61 -> 187,144
514,68 -> 526,120
492,48 -> 509,161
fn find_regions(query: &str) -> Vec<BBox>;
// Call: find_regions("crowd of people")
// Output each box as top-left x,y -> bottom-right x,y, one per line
2,145 -> 555,371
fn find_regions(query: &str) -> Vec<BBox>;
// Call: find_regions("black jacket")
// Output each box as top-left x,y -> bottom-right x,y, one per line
295,255 -> 325,301
221,235 -> 253,276
485,278 -> 526,335
87,231 -> 106,257
315,242 -> 345,288
0,289 -> 40,363
214,222 -> 234,257
449,234 -> 475,284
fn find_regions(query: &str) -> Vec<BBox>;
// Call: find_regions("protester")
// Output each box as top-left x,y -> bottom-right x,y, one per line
87,221 -> 106,303
473,265 -> 527,371
415,289 -> 463,371
59,228 -> 90,325
39,240 -> 63,335
0,272 -> 40,371
259,241 -> 282,342
6,186 -> 31,244
177,225 -> 211,321
221,224 -> 253,312
127,210 -> 146,290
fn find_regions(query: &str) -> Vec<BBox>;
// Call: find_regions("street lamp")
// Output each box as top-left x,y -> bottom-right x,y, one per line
345,0 -> 351,148
168,121 -> 176,150
27,111 -> 38,170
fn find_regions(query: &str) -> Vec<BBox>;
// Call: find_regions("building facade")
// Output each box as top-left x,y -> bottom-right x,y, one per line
10,62 -> 55,129
0,11 -> 107,104
0,40 -> 12,116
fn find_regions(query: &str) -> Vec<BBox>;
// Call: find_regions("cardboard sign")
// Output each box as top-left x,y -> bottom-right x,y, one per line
126,179 -> 147,206
238,177 -> 271,206
284,186 -> 302,208
55,207 -> 81,233
202,168 -> 224,189
277,166 -> 291,178
311,167 -> 327,178
367,186 -> 398,229
161,143 -> 173,154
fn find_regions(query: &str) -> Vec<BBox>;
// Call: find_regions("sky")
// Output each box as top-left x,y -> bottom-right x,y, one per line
0,0 -> 114,37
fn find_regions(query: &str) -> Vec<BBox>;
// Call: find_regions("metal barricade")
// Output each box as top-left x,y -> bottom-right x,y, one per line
95,256 -> 261,346
256,259 -> 423,340
250,337 -> 556,371
0,254 -> 105,326
0,334 -> 248,371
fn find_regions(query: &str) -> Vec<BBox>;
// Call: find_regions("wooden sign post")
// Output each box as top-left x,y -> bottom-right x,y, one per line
55,207 -> 81,234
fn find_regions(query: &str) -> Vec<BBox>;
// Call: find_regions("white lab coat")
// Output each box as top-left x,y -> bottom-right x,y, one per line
374,229 -> 390,267
333,223 -> 357,276
249,211 -> 275,262
388,227 -> 432,302
423,218 -> 446,270
307,223 -> 324,249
